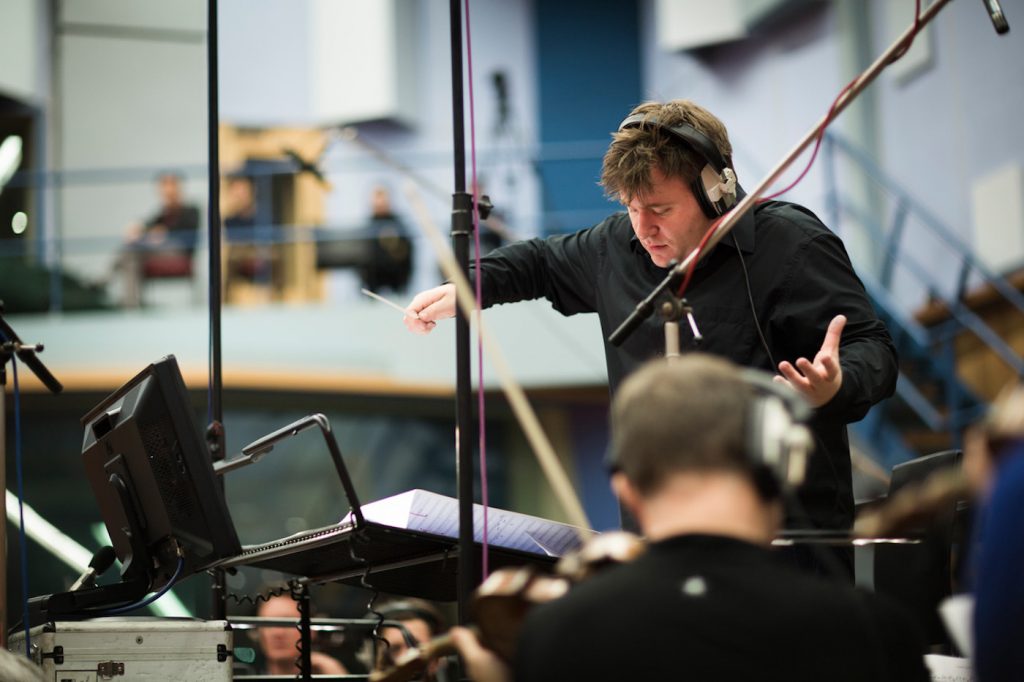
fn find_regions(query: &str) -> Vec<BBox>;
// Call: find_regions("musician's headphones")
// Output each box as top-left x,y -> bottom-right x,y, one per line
739,369 -> 815,500
372,600 -> 445,644
617,113 -> 739,219
606,365 -> 814,501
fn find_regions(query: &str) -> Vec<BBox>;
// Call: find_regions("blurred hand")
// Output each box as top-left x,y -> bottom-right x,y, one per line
310,651 -> 347,676
450,627 -> 511,682
404,283 -> 456,335
143,224 -> 169,245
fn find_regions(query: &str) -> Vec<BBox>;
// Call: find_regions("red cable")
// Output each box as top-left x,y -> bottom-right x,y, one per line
463,0 -> 490,579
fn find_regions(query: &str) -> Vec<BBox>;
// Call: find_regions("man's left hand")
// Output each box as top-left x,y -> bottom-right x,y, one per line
774,314 -> 845,408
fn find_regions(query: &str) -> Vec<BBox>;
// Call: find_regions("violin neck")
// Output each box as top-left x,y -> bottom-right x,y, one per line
368,631 -> 461,682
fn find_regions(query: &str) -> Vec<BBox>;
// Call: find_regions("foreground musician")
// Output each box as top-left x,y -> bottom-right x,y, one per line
406,100 -> 897,574
966,383 -> 1024,681
451,355 -> 928,682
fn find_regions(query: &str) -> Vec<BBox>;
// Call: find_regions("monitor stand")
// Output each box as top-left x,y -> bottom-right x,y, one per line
21,469 -> 157,629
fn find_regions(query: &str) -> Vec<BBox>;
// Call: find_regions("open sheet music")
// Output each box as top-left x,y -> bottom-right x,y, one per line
343,489 -> 593,557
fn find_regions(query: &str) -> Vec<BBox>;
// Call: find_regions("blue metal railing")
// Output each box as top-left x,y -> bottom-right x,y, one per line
823,131 -> 1023,465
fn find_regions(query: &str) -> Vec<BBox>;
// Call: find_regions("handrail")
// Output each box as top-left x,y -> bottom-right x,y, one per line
839,196 -> 1024,376
824,131 -> 1024,318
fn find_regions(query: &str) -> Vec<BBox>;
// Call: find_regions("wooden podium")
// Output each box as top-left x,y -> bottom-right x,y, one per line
218,124 -> 328,304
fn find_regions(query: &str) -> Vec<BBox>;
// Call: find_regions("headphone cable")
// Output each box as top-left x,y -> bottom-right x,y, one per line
733,233 -> 777,370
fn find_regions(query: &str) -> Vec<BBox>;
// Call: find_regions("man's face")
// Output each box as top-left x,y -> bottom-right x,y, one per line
158,175 -> 183,207
257,596 -> 302,662
624,167 -> 713,268
381,618 -> 432,664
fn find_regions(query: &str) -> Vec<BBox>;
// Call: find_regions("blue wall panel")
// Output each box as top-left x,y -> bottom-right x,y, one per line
535,0 -> 641,234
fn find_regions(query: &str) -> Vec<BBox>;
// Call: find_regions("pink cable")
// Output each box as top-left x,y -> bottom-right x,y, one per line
464,0 -> 490,579
759,0 -> 921,204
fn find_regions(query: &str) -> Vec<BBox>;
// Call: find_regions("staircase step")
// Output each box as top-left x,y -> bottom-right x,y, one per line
900,429 -> 957,458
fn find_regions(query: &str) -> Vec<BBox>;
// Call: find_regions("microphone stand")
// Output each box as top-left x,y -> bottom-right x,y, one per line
446,0 -> 478,626
205,0 -> 228,621
0,303 -> 64,647
609,0 -> 963,347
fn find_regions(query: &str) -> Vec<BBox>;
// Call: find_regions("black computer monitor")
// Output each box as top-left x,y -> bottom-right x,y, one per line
81,355 -> 240,590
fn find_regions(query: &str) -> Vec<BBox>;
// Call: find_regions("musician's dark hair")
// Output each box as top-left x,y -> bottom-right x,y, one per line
611,354 -> 754,496
375,598 -> 447,638
601,99 -> 734,203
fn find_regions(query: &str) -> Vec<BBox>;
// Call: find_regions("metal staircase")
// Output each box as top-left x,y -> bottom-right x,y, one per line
822,132 -> 1024,470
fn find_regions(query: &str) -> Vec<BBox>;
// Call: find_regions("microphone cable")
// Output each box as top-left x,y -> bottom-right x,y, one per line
1,337 -> 33,655
464,0 -> 492,579
98,556 -> 185,616
677,0 -> 924,303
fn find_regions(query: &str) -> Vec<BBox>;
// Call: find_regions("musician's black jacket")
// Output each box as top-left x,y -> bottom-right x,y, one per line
474,201 -> 897,534
514,534 -> 930,682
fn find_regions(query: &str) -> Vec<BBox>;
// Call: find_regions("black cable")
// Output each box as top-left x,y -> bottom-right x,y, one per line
292,583 -> 313,680
346,531 -> 390,669
225,581 -> 294,609
733,233 -> 777,370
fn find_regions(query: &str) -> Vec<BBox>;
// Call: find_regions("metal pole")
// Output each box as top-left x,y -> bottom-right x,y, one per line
206,0 -> 227,621
448,0 -> 477,626
1,370 -> 6,648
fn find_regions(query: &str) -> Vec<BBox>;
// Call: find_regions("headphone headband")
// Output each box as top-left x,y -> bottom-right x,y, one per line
617,112 -> 737,218
617,113 -> 728,172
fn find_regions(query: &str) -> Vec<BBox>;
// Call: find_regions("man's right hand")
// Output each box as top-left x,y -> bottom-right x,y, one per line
404,283 -> 456,334
450,627 -> 512,682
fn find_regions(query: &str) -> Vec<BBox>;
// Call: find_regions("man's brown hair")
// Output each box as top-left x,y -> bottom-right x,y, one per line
600,99 -> 734,203
611,354 -> 753,496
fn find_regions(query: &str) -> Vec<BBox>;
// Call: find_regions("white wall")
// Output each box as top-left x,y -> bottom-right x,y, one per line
217,0 -> 311,126
642,1 -> 843,219
870,0 -> 1024,300
55,0 -> 208,281
0,0 -> 46,104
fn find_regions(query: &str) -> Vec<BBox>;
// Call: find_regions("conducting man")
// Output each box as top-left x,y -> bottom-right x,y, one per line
405,100 -> 897,573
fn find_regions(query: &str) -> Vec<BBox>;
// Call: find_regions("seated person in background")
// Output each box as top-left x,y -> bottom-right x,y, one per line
360,185 -> 413,294
452,354 -> 930,682
116,171 -> 201,306
372,597 -> 450,682
126,170 -> 201,254
222,175 -> 271,285
256,593 -> 347,677
223,175 -> 257,229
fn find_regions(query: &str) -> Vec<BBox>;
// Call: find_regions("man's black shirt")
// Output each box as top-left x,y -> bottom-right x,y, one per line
474,201 -> 897,532
515,534 -> 929,682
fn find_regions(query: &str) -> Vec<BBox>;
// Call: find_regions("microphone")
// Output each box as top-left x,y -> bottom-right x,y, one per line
492,70 -> 510,133
282,148 -> 330,188
69,546 -> 117,592
981,0 -> 1010,34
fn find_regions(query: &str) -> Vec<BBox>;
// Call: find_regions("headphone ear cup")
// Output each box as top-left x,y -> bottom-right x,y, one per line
690,168 -> 719,219
695,164 -> 738,218
742,371 -> 814,492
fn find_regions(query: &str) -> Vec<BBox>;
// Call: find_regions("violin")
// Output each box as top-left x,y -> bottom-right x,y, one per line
369,531 -> 645,682
854,383 -> 1024,539
853,467 -> 970,538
